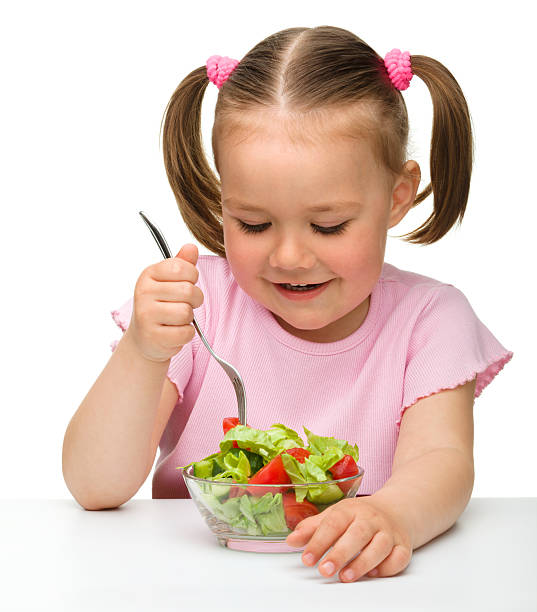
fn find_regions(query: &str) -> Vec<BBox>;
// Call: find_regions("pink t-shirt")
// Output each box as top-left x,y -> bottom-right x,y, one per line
111,256 -> 513,498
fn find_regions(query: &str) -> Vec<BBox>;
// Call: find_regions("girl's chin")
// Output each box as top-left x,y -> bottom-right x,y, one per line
271,311 -> 332,332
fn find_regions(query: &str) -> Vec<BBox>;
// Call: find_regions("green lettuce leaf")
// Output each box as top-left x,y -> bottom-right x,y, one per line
280,453 -> 308,502
198,491 -> 288,537
227,447 -> 265,474
220,496 -> 241,520
176,451 -> 221,472
219,425 -> 279,459
254,494 -> 288,535
304,427 -> 359,463
177,446 -> 266,482
305,482 -> 344,504
280,452 -> 344,504
211,449 -> 251,483
306,448 -> 345,472
267,424 -> 305,452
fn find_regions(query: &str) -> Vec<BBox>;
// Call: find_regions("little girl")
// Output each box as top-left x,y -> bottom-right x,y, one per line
63,26 -> 513,583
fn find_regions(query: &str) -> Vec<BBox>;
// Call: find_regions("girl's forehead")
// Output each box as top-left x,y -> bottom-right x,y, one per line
217,107 -> 382,171
219,128 -> 380,179
215,109 -> 390,191
218,138 -> 388,206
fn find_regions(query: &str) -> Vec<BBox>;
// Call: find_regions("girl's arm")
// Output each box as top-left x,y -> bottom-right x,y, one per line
286,377 -> 476,582
62,329 -> 179,510
370,377 -> 476,549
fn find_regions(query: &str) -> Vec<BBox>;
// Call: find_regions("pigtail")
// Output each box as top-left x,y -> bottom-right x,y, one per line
160,66 -> 226,257
398,55 -> 474,245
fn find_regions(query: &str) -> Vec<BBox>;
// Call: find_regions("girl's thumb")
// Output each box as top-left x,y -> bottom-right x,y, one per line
175,243 -> 198,265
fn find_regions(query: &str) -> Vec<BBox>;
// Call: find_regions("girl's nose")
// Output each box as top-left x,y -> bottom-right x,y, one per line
268,233 -> 316,270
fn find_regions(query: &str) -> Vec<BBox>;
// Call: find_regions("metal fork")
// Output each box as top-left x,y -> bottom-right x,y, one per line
138,211 -> 247,426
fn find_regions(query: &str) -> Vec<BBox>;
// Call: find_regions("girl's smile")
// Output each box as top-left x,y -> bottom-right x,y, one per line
273,279 -> 332,301
218,119 -> 419,343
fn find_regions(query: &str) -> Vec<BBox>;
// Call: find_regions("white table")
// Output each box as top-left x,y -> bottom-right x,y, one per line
1,498 -> 536,611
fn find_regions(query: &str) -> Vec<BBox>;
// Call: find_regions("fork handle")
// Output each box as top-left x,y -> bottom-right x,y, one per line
139,211 -> 173,259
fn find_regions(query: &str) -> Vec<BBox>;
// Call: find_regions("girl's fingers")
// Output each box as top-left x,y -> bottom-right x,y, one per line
315,522 -> 385,580
368,544 -> 412,578
285,515 -> 323,547
300,514 -> 376,575
148,258 -> 198,284
154,281 -> 204,307
154,301 -> 194,326
335,530 -> 394,582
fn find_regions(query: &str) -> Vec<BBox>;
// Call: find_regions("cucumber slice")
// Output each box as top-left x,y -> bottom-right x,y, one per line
211,481 -> 233,500
193,459 -> 213,479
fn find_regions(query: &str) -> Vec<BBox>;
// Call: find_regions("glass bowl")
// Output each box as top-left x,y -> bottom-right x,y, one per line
182,464 -> 364,553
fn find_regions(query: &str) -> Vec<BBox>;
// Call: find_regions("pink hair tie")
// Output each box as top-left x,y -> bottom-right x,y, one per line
206,54 -> 239,89
384,49 -> 413,91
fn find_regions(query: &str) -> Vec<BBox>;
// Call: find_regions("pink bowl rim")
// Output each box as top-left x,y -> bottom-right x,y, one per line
182,464 -> 364,487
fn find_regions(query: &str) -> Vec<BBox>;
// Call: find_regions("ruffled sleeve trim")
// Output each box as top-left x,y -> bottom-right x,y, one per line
111,308 -> 128,332
110,298 -> 134,352
396,348 -> 514,428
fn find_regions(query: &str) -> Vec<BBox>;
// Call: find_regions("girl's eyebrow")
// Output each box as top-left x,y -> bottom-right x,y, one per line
223,198 -> 360,212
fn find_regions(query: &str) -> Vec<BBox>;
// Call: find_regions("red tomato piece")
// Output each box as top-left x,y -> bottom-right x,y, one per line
284,447 -> 311,464
222,417 -> 250,450
282,491 -> 319,530
223,417 -> 240,435
228,485 -> 248,498
328,454 -> 359,494
246,454 -> 291,496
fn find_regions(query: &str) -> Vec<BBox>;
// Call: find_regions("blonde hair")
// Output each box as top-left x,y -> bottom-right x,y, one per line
161,25 -> 474,258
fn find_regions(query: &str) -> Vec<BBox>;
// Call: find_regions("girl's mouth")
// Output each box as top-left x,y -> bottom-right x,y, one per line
280,282 -> 324,291
273,280 -> 332,301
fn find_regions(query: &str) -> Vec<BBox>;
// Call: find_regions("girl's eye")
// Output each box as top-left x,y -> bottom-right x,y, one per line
236,220 -> 349,235
237,221 -> 271,234
312,222 -> 349,235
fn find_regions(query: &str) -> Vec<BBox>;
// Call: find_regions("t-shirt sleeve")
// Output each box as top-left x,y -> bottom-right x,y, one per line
398,284 -> 514,426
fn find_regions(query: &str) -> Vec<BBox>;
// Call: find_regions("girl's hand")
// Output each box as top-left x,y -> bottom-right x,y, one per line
125,244 -> 204,362
285,496 -> 412,583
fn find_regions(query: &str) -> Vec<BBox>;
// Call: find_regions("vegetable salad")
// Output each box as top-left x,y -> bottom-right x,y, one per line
179,418 -> 360,537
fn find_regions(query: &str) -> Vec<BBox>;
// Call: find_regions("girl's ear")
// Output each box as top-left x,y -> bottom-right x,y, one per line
387,160 -> 421,229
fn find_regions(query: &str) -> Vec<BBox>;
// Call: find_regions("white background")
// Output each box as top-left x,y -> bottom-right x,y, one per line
1,1 -> 533,501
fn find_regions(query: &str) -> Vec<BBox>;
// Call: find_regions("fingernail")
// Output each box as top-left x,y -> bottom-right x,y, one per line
303,552 -> 315,565
342,569 -> 354,581
321,561 -> 335,576
368,568 -> 379,577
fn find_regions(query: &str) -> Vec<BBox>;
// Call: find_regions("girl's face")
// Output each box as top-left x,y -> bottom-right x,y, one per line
219,126 -> 419,343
